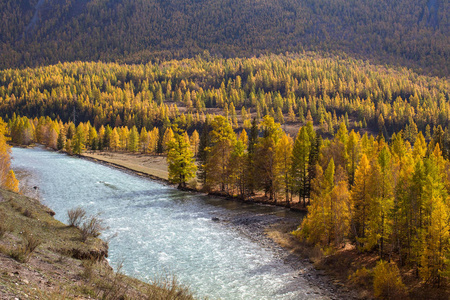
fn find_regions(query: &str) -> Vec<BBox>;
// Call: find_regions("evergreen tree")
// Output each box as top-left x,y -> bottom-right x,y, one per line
127,126 -> 139,152
276,133 -> 293,205
167,131 -> 197,189
205,116 -> 236,193
291,126 -> 311,206
189,130 -> 200,157
254,116 -> 282,201
246,118 -> 259,195
197,120 -> 211,186
351,154 -> 372,250
57,128 -> 66,150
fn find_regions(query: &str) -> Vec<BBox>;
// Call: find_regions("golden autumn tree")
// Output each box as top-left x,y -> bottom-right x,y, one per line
0,118 -> 19,192
205,116 -> 236,193
228,133 -> 248,198
276,133 -> 293,205
419,144 -> 450,286
291,126 -> 311,207
189,130 -> 200,157
167,129 -> 197,189
254,116 -> 283,201
351,154 -> 372,250
305,159 -> 350,248
366,146 -> 394,256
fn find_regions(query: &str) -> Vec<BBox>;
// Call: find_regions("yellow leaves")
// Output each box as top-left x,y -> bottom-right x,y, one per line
419,194 -> 449,284
373,260 -> 407,299
5,170 -> 19,193
0,117 -> 19,193
162,127 -> 175,153
189,130 -> 200,157
299,157 -> 350,248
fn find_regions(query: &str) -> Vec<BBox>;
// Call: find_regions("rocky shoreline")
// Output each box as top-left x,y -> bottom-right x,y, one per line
218,211 -> 358,300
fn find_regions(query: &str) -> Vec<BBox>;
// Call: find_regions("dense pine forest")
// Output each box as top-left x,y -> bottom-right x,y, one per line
0,0 -> 448,76
1,55 -> 449,138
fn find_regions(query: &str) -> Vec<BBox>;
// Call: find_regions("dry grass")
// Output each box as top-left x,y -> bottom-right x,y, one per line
9,232 -> 41,263
80,213 -> 106,242
67,206 -> 86,227
148,276 -> 195,300
0,221 -> 7,239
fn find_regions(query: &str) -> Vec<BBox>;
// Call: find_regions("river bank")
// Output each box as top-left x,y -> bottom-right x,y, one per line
81,150 -> 309,211
0,188 -> 194,299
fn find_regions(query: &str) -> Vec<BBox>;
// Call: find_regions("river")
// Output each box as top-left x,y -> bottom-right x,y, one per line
11,147 -> 332,300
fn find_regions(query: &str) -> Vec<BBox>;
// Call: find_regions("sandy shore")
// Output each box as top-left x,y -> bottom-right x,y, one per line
82,151 -> 170,181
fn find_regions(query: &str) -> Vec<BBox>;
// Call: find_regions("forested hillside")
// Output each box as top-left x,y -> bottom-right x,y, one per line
0,0 -> 448,76
1,54 -> 449,139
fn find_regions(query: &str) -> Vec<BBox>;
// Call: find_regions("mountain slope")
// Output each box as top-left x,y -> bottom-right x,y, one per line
0,0 -> 448,76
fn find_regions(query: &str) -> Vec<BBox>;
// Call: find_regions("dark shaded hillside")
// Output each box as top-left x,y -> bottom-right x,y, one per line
0,0 -> 448,76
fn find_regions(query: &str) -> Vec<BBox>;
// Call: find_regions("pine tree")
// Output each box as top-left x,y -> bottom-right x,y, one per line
366,147 -> 394,256
162,127 -> 174,154
205,116 -> 236,193
88,126 -> 98,150
72,124 -> 86,155
254,116 -> 282,201
329,178 -> 350,247
127,125 -> 139,152
291,126 -> 311,207
57,127 -> 66,150
351,154 -> 372,250
276,133 -> 293,205
246,118 -> 259,195
300,159 -> 349,247
119,127 -> 129,151
0,118 -> 19,193
229,138 -> 247,198
420,194 -> 449,286
167,130 -> 197,189
110,128 -> 120,151
197,120 -> 211,186
346,130 -> 360,186
140,127 -> 149,153
189,130 -> 200,157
